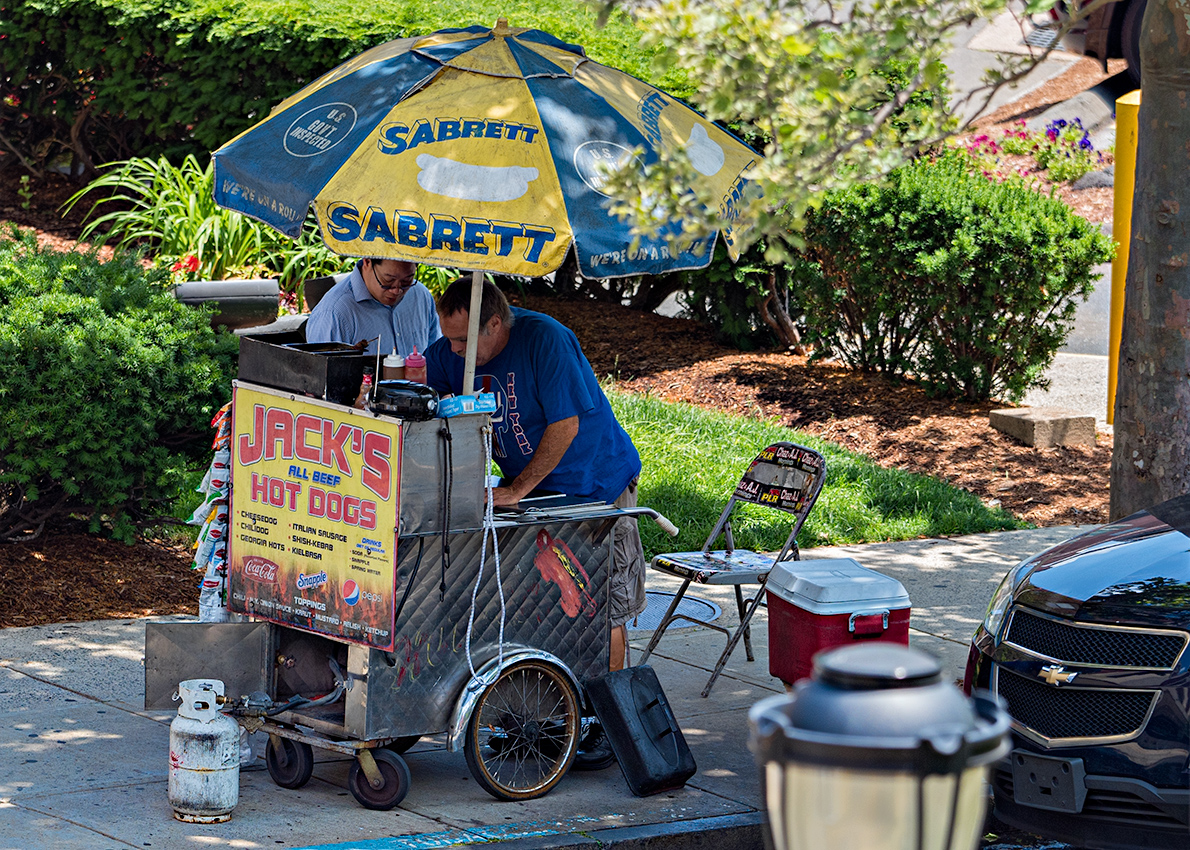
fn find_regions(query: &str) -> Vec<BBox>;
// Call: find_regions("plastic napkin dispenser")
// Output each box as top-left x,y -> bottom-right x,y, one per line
369,380 -> 439,421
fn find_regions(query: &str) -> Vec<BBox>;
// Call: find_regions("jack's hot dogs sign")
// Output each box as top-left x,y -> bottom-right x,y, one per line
228,385 -> 400,649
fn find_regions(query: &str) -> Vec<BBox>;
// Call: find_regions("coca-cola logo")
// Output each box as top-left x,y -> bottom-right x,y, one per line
242,556 -> 279,583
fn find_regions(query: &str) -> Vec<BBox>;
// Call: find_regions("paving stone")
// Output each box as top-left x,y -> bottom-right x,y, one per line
989,408 -> 1096,447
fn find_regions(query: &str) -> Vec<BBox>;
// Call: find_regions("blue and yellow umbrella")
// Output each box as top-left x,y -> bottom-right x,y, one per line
212,19 -> 759,280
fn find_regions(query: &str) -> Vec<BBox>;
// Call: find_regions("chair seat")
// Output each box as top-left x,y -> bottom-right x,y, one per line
651,550 -> 774,584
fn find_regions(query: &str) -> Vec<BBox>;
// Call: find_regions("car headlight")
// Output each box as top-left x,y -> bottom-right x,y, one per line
982,560 -> 1029,639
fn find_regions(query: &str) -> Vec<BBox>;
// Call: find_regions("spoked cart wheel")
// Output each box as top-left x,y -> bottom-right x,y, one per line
265,735 -> 315,789
464,658 -> 580,801
348,748 -> 412,810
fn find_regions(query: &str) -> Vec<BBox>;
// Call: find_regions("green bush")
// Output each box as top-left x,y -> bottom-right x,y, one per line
0,0 -> 690,178
65,155 -> 352,295
676,241 -> 782,350
857,56 -> 956,143
798,150 -> 1114,402
668,58 -> 954,352
0,228 -> 237,542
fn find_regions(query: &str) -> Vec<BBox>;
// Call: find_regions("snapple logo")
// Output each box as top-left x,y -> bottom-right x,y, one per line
297,571 -> 328,590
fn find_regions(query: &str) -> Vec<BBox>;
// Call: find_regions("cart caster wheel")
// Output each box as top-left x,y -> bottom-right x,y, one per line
348,749 -> 411,810
265,736 -> 315,789
464,658 -> 579,801
384,735 -> 421,755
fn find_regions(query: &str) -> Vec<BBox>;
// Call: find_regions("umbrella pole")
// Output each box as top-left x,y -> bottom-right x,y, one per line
462,269 -> 484,395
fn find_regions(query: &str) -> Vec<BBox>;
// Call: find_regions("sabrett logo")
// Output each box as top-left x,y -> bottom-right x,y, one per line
326,203 -> 556,264
377,118 -> 541,155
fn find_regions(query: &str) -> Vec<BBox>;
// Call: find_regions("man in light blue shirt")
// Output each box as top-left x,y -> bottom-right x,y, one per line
306,258 -> 441,357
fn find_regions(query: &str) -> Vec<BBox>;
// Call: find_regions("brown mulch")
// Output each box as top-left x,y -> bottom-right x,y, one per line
0,58 -> 1116,630
0,533 -> 200,628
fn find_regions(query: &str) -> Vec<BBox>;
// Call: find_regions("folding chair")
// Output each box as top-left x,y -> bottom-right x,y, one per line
638,442 -> 826,697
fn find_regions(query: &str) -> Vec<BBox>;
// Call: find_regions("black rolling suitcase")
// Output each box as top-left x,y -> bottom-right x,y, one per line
585,665 -> 696,796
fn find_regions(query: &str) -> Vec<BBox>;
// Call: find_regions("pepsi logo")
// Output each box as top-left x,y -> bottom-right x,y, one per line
343,580 -> 360,606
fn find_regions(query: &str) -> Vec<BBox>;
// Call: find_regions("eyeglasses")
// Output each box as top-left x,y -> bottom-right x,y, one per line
370,263 -> 416,291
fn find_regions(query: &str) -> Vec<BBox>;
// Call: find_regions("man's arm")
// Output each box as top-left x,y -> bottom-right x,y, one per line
491,416 -> 579,507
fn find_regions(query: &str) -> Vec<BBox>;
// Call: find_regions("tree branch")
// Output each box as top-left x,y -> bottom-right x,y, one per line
0,130 -> 44,178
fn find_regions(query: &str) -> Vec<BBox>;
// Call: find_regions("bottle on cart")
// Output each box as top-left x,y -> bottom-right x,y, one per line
354,367 -> 375,409
382,348 -> 405,381
405,347 -> 427,384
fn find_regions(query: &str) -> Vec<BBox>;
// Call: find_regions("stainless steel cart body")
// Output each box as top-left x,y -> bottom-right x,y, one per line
150,379 -> 635,806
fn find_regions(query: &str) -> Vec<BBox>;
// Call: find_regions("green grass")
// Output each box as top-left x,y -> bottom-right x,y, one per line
608,388 -> 1025,559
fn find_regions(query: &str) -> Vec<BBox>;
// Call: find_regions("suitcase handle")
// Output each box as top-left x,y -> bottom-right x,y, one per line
849,609 -> 889,635
642,695 -> 679,740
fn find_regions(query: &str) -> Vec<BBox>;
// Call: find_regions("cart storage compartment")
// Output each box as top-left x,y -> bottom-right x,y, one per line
144,621 -> 274,710
766,557 -> 910,685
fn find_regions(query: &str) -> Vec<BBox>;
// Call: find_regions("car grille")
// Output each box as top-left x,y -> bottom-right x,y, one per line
993,765 -> 1188,827
995,667 -> 1156,742
1006,608 -> 1187,669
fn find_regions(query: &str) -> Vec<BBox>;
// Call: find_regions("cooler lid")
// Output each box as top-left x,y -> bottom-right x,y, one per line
767,557 -> 910,608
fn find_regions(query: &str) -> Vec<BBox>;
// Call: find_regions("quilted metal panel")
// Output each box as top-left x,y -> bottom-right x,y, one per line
356,518 -> 613,738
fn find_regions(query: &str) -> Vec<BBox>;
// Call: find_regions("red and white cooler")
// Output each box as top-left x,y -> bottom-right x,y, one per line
766,557 -> 911,686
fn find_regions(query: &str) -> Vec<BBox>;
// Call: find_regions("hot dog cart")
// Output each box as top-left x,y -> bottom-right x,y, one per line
146,335 -> 672,809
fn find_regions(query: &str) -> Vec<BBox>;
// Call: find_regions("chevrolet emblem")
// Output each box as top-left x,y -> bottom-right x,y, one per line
1040,665 -> 1079,686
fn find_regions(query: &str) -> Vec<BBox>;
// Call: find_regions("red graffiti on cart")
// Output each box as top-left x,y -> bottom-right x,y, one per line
533,530 -> 596,619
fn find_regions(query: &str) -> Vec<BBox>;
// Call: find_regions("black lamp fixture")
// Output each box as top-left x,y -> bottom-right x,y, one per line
749,643 -> 1010,850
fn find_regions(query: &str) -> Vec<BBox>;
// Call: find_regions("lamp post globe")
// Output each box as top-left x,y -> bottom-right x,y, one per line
749,644 -> 1010,850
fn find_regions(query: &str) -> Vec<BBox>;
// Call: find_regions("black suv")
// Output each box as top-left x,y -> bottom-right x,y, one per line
965,495 -> 1190,850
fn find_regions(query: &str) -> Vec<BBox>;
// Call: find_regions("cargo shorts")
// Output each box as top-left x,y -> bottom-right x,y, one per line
610,477 -> 647,627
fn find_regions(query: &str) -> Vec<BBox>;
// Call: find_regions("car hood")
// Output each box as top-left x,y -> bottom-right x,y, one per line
1014,494 -> 1190,628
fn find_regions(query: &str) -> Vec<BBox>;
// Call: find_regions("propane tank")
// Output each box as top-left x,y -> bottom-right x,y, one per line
168,679 -> 240,823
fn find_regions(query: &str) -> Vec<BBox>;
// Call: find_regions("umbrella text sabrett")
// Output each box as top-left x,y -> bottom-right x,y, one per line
326,204 -> 557,264
377,118 -> 542,154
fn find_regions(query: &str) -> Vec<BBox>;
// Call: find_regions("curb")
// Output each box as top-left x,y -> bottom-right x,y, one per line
456,813 -> 768,850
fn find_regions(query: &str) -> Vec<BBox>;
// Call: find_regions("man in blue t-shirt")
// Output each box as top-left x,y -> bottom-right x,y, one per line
306,258 -> 440,357
425,279 -> 645,678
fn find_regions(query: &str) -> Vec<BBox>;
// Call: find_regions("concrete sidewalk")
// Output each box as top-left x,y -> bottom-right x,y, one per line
0,525 -> 1095,850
